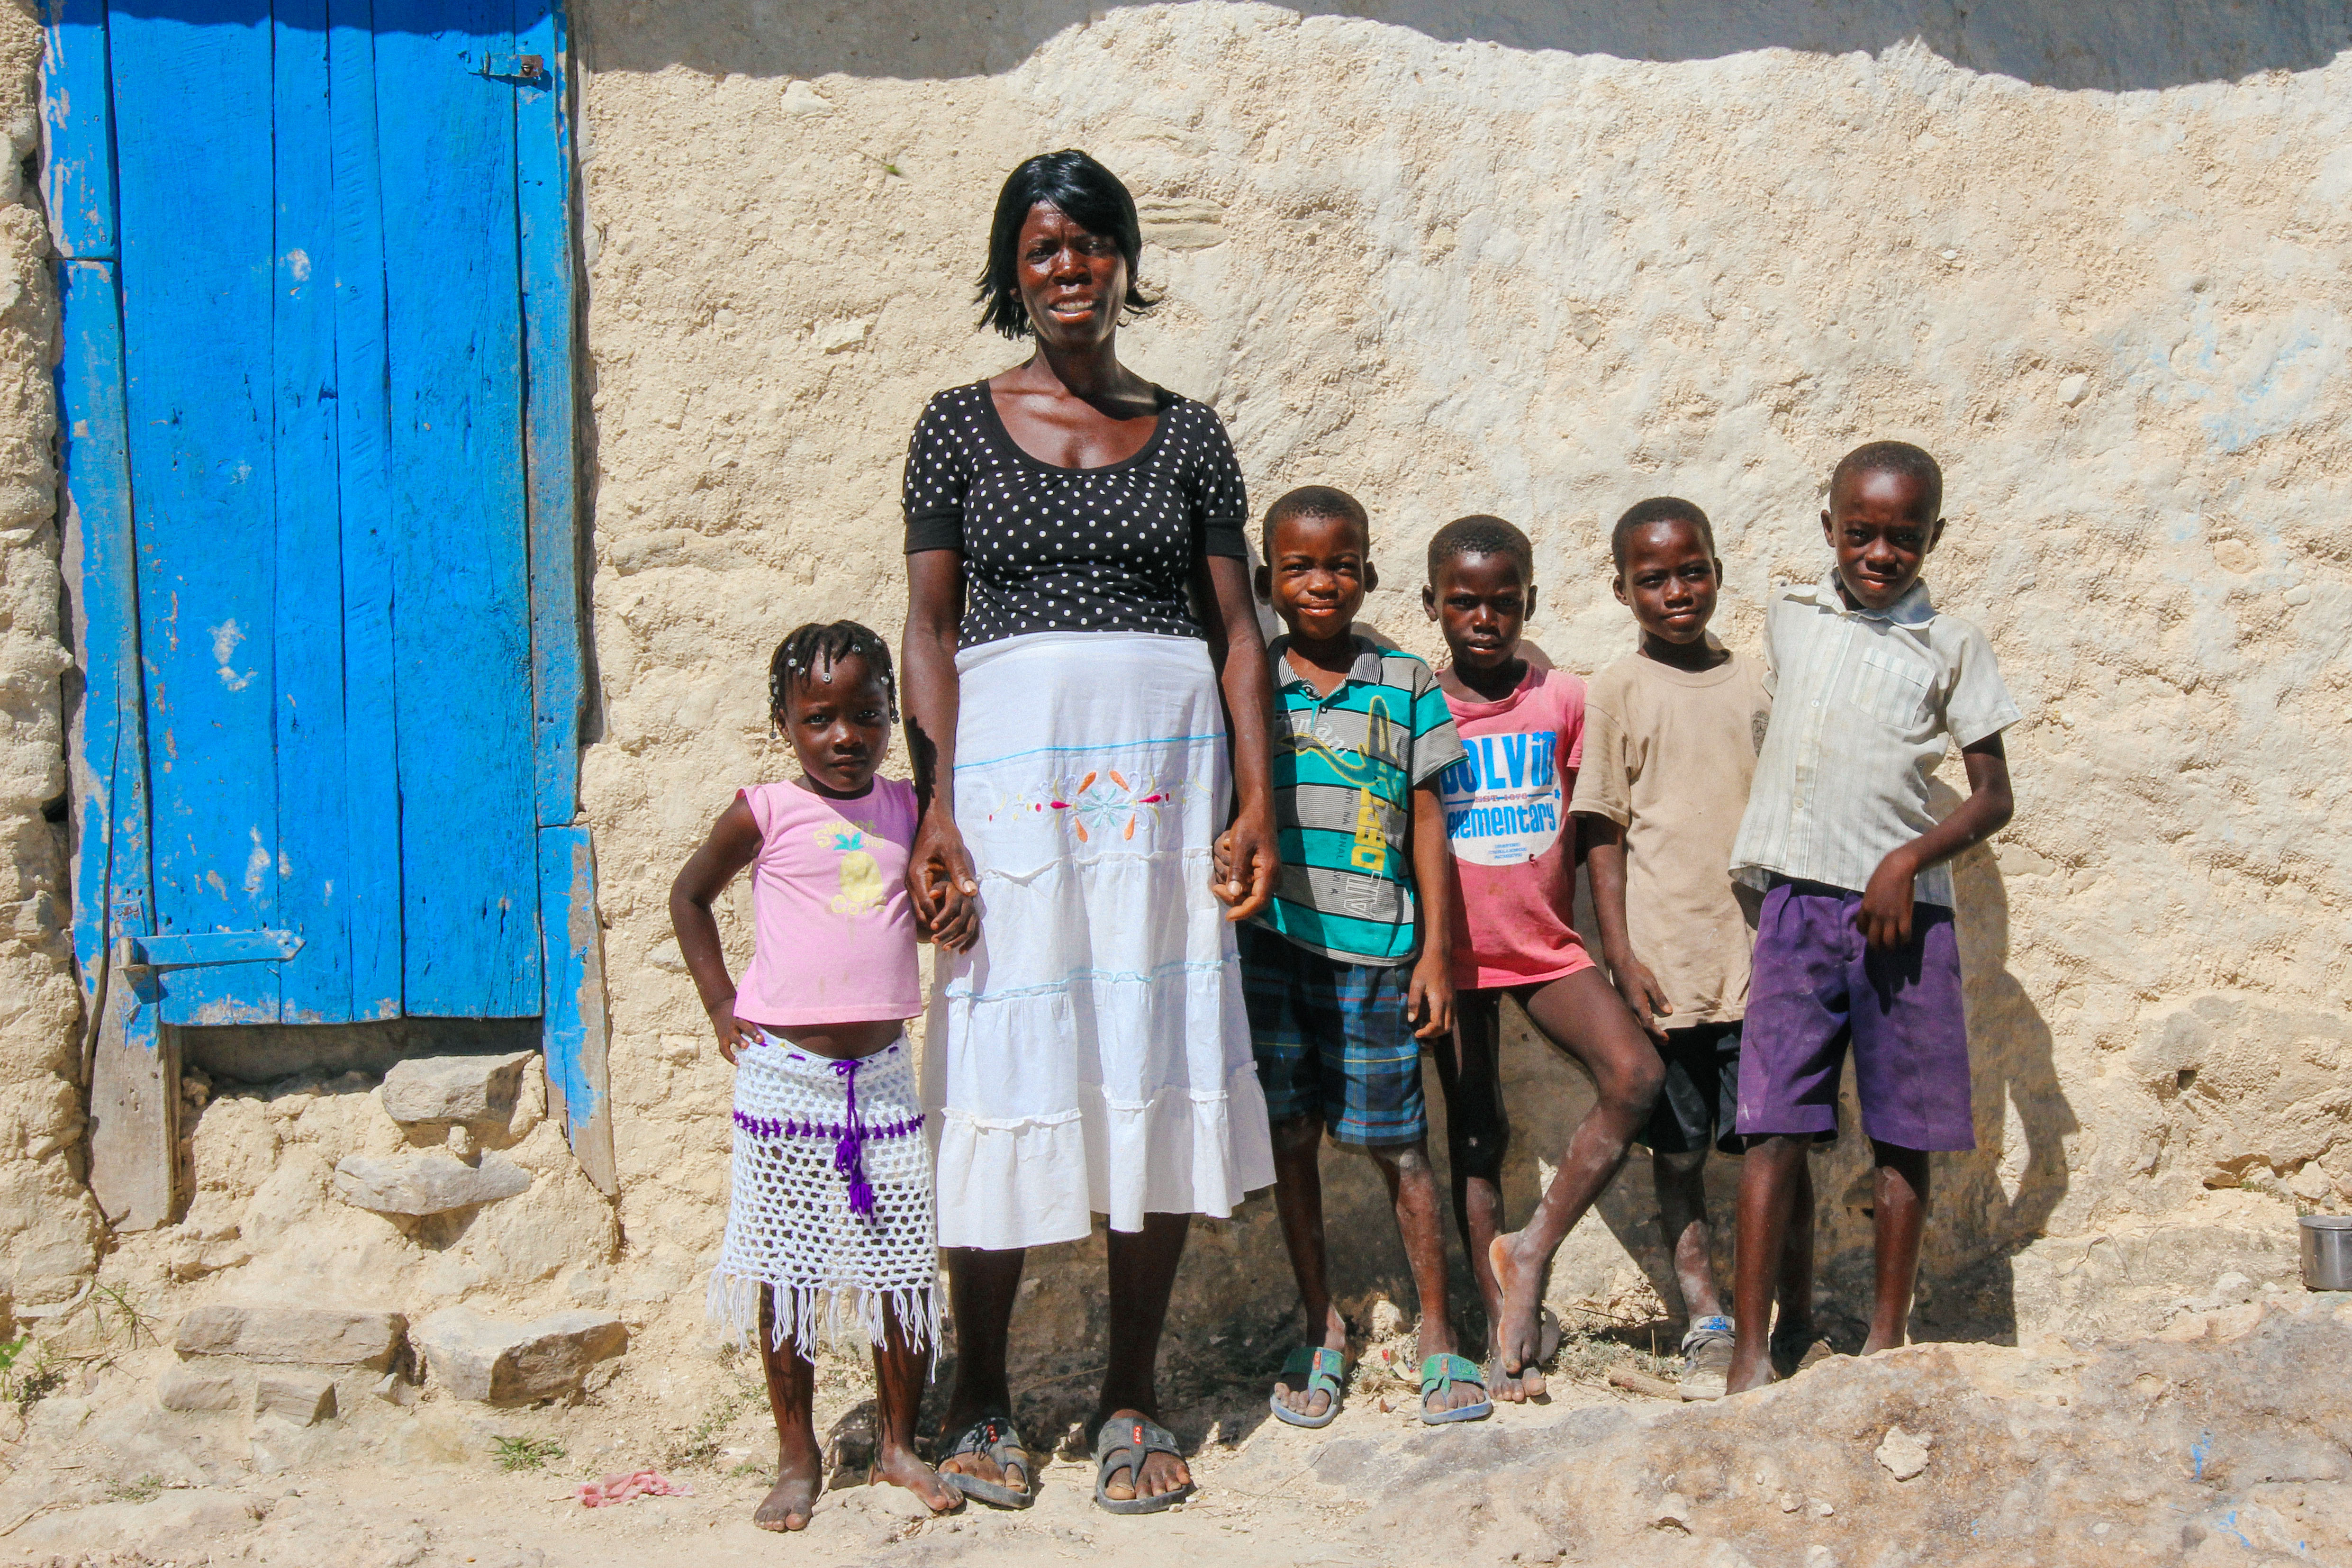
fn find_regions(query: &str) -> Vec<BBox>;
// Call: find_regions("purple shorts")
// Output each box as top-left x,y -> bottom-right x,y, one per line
1735,879 -> 1975,1153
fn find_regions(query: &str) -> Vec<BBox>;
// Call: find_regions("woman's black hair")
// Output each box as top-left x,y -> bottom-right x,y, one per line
975,149 -> 1157,339
769,621 -> 898,723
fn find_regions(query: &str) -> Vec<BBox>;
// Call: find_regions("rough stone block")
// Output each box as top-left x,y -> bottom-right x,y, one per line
174,1304 -> 407,1370
1874,1424 -> 1930,1481
380,1051 -> 536,1125
413,1306 -> 627,1405
332,1151 -> 531,1216
156,1362 -> 242,1413
254,1368 -> 336,1425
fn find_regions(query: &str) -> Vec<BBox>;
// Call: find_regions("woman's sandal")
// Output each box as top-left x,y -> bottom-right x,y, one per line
1092,1414 -> 1196,1515
938,1412 -> 1035,1510
1419,1352 -> 1494,1424
1268,1346 -> 1346,1429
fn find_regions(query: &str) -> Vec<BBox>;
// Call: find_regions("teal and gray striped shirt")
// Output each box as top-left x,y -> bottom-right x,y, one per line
1250,635 -> 1465,966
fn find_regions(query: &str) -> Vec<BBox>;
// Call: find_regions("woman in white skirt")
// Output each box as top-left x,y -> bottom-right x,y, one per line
901,150 -> 1280,1516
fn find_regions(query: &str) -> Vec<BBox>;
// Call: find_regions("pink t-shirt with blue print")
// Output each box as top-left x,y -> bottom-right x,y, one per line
1438,665 -> 1595,991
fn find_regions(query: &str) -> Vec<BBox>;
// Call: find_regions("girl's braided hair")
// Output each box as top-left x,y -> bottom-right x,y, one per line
769,621 -> 898,723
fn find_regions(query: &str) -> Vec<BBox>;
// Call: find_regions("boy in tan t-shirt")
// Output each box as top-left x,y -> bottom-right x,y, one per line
1570,497 -> 1815,1400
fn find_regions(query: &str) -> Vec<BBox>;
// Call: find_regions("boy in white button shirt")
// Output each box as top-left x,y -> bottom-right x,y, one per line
1724,442 -> 2019,1395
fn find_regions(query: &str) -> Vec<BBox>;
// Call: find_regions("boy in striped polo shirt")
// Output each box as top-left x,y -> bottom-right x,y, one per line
1234,485 -> 1486,1428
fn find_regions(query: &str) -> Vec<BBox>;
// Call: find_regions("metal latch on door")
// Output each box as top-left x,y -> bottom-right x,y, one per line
114,929 -> 304,970
479,54 -> 545,82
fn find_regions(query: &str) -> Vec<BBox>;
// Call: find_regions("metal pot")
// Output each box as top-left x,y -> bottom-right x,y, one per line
2301,1215 -> 2352,1291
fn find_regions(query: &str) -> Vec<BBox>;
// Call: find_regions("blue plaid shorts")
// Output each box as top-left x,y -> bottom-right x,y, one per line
1239,924 -> 1426,1147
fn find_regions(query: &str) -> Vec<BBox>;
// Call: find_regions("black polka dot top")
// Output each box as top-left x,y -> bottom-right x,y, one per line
902,381 -> 1249,647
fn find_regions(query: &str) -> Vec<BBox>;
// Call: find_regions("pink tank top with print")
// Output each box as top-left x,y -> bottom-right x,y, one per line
733,777 -> 922,1028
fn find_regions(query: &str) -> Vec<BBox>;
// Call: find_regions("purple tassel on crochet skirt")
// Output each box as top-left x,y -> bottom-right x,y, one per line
833,1058 -> 875,1217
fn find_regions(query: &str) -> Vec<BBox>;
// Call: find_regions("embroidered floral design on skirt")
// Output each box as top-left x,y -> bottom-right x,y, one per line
925,632 -> 1277,1252
980,767 -> 1206,843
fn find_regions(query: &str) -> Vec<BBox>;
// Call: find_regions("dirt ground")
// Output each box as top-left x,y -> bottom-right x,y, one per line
5,1292 -> 2351,1567
2,1381 -> 1632,1568
0,1314 -> 1664,1568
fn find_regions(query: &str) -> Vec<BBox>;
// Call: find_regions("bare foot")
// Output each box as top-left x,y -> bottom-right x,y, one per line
1098,1410 -> 1191,1504
1485,1232 -> 1548,1401
1484,1331 -> 1535,1403
1724,1356 -> 1777,1396
1769,1318 -> 1824,1378
1484,1308 -> 1563,1402
754,1448 -> 822,1532
872,1444 -> 961,1515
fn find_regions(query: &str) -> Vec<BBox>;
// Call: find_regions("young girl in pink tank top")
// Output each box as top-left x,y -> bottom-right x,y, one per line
669,621 -> 968,1532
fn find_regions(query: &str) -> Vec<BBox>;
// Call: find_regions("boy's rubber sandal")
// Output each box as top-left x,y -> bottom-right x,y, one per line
1268,1346 -> 1346,1429
938,1413 -> 1035,1510
1419,1353 -> 1493,1424
1092,1414 -> 1196,1515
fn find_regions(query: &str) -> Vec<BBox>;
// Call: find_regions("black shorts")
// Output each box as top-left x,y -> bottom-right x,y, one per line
1639,1018 -> 1836,1156
1640,1020 -> 1746,1156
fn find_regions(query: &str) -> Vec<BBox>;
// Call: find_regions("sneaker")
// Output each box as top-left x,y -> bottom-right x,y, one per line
1678,1315 -> 1735,1400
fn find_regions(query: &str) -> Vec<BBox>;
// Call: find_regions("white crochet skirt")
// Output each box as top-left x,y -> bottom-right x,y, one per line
707,1033 -> 940,1360
925,632 -> 1277,1251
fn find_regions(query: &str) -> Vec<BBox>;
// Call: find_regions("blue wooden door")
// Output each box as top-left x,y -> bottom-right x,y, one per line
104,1 -> 551,1023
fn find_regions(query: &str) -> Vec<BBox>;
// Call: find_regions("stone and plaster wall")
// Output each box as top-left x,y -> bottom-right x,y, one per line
1,0 -> 2348,1440
564,0 -> 2352,1378
0,0 -> 102,1338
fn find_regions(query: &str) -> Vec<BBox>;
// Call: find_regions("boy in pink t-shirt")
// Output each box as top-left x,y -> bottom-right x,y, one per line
1422,516 -> 1666,1401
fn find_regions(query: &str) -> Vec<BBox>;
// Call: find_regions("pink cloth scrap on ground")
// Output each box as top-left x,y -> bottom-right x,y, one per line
577,1469 -> 696,1507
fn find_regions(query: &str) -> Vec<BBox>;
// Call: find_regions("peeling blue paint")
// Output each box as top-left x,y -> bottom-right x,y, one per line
2116,299 -> 2348,455
63,1 -> 582,1028
539,824 -> 615,1195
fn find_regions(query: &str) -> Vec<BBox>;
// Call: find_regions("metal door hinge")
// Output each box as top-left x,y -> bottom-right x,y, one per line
480,54 -> 546,83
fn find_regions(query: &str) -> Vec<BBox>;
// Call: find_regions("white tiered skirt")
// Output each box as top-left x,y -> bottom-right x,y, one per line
925,632 -> 1276,1251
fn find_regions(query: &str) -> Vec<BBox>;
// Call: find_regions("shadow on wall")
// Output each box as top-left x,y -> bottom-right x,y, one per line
582,0 -> 2352,93
1916,826 -> 2075,1343
1787,789 -> 2074,1346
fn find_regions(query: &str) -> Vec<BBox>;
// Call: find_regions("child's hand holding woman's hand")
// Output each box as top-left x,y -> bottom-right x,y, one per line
909,809 -> 982,952
1212,803 -> 1279,923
